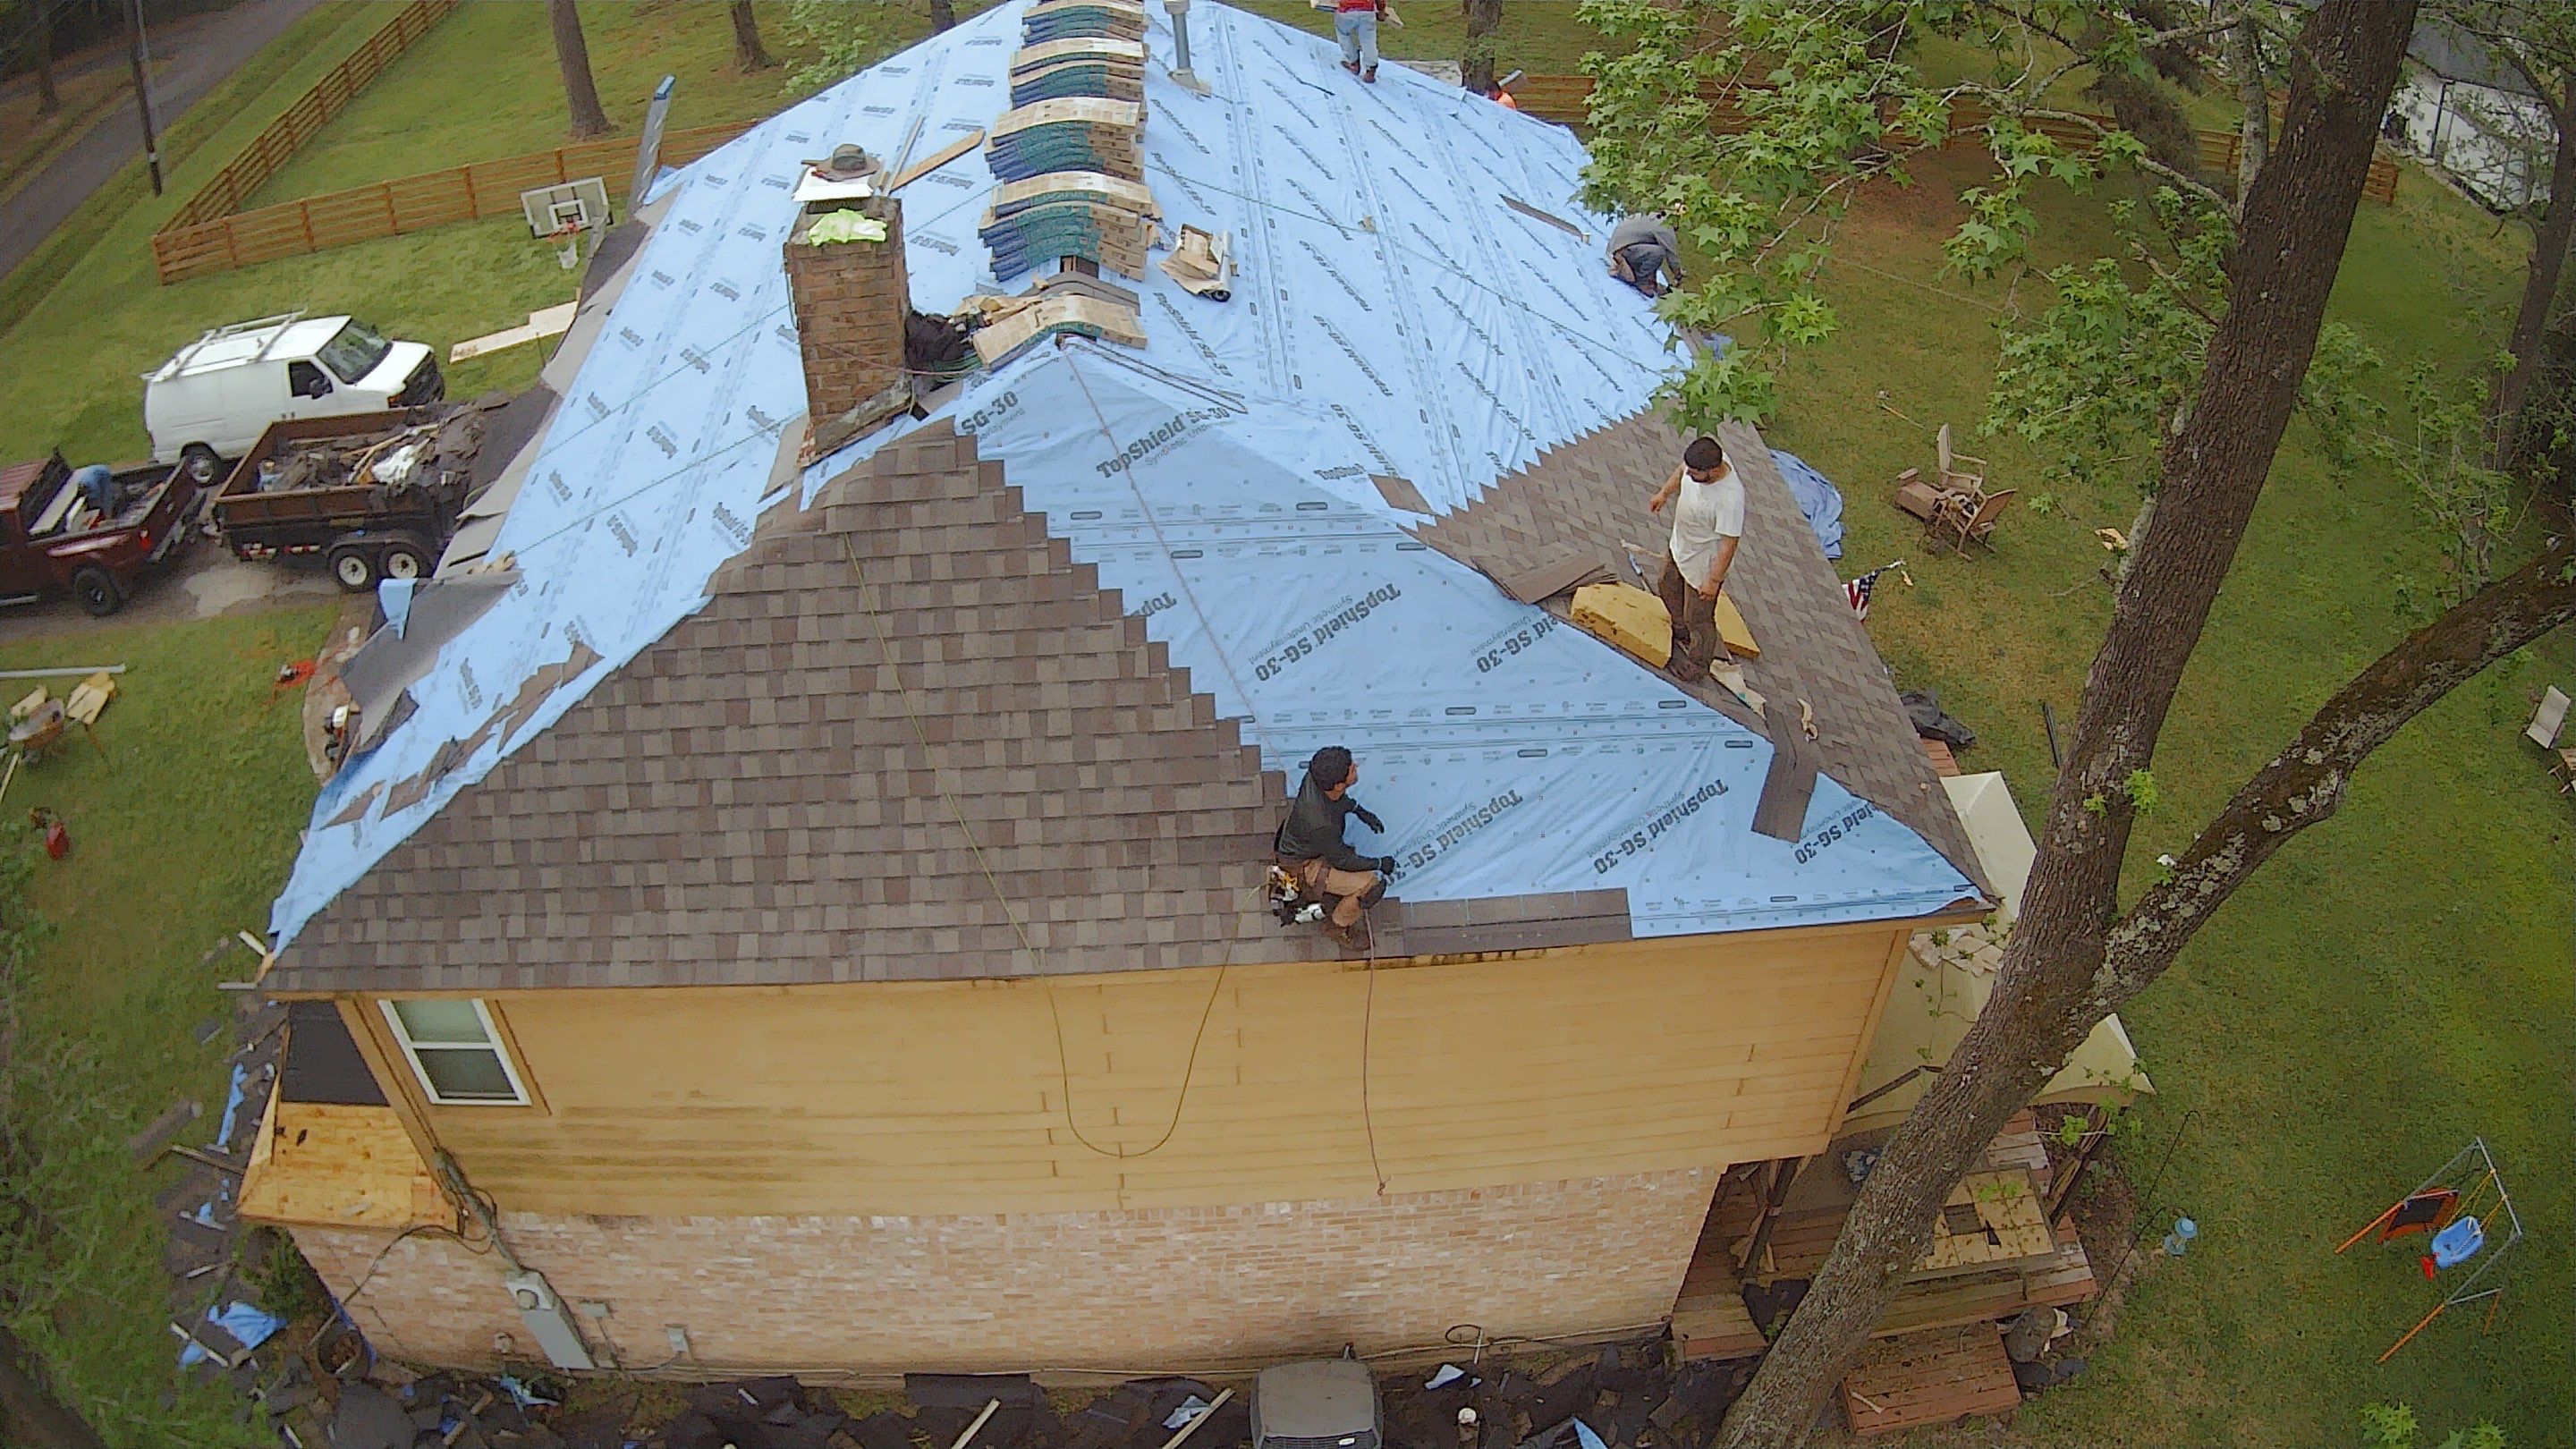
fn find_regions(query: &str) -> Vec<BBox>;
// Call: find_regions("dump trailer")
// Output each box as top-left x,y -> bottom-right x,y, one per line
0,451 -> 209,615
209,408 -> 487,591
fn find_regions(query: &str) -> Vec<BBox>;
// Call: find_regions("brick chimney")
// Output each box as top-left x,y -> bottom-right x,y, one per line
782,189 -> 915,457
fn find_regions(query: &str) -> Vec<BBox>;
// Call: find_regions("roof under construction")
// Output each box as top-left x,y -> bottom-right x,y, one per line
265,0 -> 1980,994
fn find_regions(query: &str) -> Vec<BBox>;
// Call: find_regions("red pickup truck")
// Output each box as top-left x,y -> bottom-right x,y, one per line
0,451 -> 209,615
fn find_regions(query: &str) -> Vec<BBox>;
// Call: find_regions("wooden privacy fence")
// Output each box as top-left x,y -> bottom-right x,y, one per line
150,120 -> 758,284
162,0 -> 458,234
1511,75 -> 2400,205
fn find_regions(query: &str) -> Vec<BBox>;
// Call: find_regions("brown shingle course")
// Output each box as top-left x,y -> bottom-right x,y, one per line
1410,409 -> 1985,890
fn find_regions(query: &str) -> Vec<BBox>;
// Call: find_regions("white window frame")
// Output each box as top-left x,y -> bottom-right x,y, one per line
378,998 -> 531,1106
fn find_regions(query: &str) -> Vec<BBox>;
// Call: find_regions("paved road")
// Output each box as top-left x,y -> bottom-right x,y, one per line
0,0 -> 325,285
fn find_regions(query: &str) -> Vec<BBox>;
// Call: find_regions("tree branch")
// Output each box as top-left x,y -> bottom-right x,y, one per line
2092,533 -> 2576,1009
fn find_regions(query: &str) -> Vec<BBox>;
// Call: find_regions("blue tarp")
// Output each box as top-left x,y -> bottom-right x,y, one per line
1775,450 -> 1846,560
270,1 -> 1970,950
178,1301 -> 283,1367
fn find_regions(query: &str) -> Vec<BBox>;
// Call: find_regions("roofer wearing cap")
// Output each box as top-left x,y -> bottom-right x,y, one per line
1648,435 -> 1744,683
1274,746 -> 1394,947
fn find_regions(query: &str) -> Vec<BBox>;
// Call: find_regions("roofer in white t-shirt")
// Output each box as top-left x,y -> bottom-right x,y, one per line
1647,435 -> 1745,682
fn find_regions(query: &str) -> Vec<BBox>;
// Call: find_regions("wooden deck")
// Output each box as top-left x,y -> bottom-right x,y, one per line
1673,1112 -> 2095,1361
1841,1323 -> 2021,1437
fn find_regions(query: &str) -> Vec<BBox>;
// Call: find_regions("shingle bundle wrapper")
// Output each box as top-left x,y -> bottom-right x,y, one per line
985,98 -> 1146,183
1012,62 -> 1145,107
1021,0 -> 1147,42
989,170 -> 1161,223
982,203 -> 1154,281
1011,36 -> 1148,76
970,293 -> 1148,369
1011,36 -> 1146,105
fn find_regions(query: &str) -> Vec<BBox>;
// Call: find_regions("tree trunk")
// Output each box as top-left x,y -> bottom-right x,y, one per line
2496,81 -> 2576,465
547,0 -> 612,140
2228,14 -> 2268,200
1716,4 -> 2421,1443
1463,0 -> 1504,96
929,0 -> 957,33
729,1 -> 776,72
0,1323 -> 107,1449
25,0 -> 59,116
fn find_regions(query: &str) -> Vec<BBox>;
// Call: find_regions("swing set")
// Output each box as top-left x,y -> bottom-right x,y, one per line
2335,1137 -> 2524,1363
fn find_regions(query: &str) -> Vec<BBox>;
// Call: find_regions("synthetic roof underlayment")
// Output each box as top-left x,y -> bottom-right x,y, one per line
268,0 -> 1976,969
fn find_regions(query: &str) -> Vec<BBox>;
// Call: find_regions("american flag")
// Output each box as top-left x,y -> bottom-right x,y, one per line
1844,561 -> 1902,622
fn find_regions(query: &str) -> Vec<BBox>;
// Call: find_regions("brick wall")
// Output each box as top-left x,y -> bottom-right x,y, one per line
782,191 -> 913,455
293,1166 -> 1716,1373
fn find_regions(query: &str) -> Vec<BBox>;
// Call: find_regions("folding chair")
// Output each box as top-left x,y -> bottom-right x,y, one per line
1929,488 -> 2015,556
2527,685 -> 2569,750
1937,423 -> 1987,495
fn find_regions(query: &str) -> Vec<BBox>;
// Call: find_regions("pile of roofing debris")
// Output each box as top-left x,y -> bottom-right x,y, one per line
273,1338 -> 1742,1449
248,409 -> 488,497
133,939 -> 366,1432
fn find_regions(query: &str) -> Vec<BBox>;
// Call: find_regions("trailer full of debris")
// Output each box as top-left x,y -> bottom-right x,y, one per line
210,406 -> 490,592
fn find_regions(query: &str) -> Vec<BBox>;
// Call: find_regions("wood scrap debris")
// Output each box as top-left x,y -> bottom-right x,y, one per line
447,301 -> 580,364
64,669 -> 116,725
1159,224 -> 1235,300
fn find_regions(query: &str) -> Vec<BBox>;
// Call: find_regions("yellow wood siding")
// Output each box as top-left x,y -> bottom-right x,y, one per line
397,927 -> 1908,1216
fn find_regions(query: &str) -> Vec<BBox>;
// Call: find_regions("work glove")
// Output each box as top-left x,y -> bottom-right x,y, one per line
1353,805 -> 1385,834
1377,856 -> 1399,875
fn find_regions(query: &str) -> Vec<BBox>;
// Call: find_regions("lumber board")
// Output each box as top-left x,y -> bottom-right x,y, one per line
889,129 -> 988,191
238,1095 -> 449,1230
1842,1323 -> 2019,1437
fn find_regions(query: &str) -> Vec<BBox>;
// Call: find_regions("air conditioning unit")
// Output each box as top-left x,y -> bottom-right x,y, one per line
503,1268 -> 597,1370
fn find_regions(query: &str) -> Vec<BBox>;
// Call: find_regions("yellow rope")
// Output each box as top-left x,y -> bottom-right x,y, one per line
839,530 -> 1223,1160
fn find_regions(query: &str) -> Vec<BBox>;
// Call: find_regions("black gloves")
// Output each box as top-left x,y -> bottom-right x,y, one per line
1377,856 -> 1399,875
1353,805 -> 1385,834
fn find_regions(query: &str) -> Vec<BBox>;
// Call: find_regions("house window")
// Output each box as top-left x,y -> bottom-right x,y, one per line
379,999 -> 529,1106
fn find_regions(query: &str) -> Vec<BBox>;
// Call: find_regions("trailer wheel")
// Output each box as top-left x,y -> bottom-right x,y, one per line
379,538 -> 429,582
180,444 -> 222,485
72,567 -> 123,617
328,543 -> 378,592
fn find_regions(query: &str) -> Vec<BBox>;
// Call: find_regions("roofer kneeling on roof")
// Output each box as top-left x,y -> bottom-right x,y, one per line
1607,213 -> 1682,299
1273,746 -> 1394,950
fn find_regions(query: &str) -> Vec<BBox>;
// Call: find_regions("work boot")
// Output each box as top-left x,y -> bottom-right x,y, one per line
1324,919 -> 1360,951
1343,60 -> 1361,75
1363,67 -> 1378,82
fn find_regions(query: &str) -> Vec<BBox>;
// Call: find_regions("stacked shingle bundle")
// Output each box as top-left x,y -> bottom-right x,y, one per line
1019,0 -> 1148,43
1010,36 -> 1148,106
983,97 -> 1147,183
979,170 -> 1161,281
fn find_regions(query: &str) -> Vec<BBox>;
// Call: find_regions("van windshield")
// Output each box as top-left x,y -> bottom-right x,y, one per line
317,321 -> 394,384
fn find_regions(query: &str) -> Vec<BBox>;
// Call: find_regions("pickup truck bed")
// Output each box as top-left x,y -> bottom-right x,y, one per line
0,453 -> 204,614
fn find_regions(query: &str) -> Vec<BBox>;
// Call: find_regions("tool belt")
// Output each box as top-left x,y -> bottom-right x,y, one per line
1267,855 -> 1326,927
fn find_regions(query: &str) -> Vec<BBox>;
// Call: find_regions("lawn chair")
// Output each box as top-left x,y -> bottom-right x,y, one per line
2528,686 -> 2569,750
1937,424 -> 1987,495
1928,487 -> 2014,555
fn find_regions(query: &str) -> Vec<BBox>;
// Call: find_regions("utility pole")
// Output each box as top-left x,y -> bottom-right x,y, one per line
126,0 -> 162,195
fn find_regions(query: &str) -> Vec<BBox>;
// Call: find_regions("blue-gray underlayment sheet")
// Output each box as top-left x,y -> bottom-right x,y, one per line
271,0 -> 1972,951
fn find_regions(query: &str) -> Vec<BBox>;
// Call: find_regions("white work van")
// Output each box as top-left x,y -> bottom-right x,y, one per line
141,313 -> 443,465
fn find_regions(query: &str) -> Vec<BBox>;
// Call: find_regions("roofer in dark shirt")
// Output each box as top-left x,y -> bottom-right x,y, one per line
1274,745 -> 1394,948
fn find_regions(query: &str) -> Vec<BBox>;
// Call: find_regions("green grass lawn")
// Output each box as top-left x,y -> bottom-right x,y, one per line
0,605 -> 335,1448
235,0 -> 828,208
1766,147 -> 2570,1445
